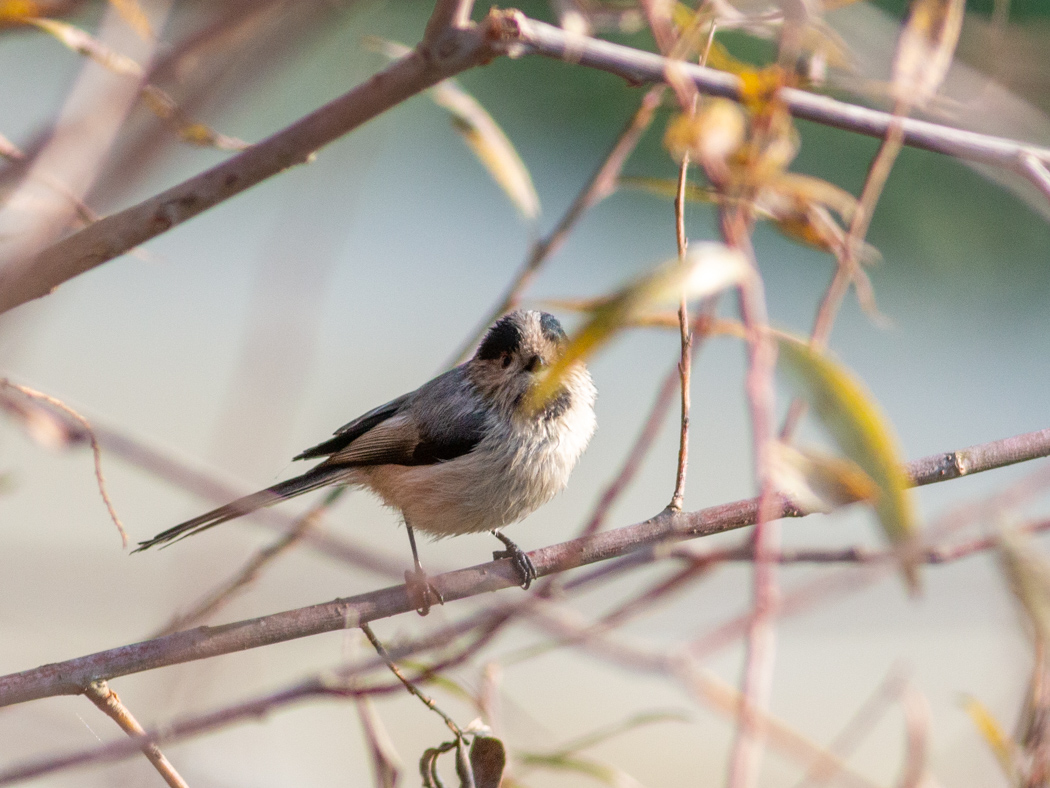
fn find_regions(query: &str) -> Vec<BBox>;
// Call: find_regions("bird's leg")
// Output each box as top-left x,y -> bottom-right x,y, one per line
404,524 -> 443,616
491,530 -> 536,590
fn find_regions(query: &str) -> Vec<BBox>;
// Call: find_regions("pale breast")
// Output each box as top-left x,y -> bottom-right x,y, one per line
355,377 -> 596,538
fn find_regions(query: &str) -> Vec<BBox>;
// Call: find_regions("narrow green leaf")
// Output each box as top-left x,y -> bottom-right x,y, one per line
776,333 -> 921,591
528,244 -> 750,411
998,526 -> 1050,647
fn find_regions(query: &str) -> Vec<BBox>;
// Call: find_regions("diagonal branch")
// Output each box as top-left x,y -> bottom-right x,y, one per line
1,426 -> 1047,710
83,680 -> 188,788
0,7 -> 515,316
510,15 -> 1050,169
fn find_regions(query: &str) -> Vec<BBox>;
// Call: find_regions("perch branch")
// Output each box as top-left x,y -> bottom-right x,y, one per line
1,426 -> 1046,709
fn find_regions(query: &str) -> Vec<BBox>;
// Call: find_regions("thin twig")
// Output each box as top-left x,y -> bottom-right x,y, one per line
361,623 -> 463,737
423,0 -> 476,46
792,666 -> 909,788
0,603 -> 874,788
83,680 -> 188,788
5,388 -> 405,576
1,427 -> 1048,708
689,458 -> 1050,661
153,487 -> 347,637
670,153 -> 692,511
780,106 -> 906,440
448,83 -> 667,365
1019,151 -> 1050,204
0,379 -> 127,546
512,16 -> 1050,169
725,228 -> 781,788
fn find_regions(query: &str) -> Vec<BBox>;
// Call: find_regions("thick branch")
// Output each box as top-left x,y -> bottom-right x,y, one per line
0,10 -> 509,315
511,16 -> 1050,169
0,427 -> 1047,709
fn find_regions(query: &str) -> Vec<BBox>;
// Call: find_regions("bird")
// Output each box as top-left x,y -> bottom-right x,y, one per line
135,310 -> 597,614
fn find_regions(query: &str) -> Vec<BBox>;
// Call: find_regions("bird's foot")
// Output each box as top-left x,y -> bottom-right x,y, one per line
404,567 -> 443,616
491,531 -> 536,590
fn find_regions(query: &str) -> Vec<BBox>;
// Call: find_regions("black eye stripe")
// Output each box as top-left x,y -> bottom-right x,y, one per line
478,316 -> 523,360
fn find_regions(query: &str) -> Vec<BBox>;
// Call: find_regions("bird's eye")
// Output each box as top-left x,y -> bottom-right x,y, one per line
501,354 -> 512,369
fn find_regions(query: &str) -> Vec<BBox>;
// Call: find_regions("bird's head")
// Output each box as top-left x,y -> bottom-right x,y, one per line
468,310 -> 583,418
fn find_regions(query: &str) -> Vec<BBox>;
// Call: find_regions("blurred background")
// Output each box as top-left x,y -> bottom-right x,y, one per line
1,0 -> 1049,785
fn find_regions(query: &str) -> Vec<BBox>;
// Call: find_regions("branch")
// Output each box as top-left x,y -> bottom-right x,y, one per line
1,426 -> 1047,709
0,8 -> 514,315
510,15 -> 1050,169
83,680 -> 188,788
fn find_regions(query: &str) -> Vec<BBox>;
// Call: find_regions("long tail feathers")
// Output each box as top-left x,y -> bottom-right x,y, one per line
133,468 -> 345,552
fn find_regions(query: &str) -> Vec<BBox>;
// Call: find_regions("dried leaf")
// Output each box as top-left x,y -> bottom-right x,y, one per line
433,81 -> 540,222
367,37 -> 539,222
470,737 -> 506,788
0,1 -> 39,22
356,697 -> 402,788
27,17 -> 143,76
962,695 -> 1017,779
768,441 -> 879,513
763,172 -> 858,223
665,100 -> 746,168
999,527 -> 1050,647
892,0 -> 965,107
455,737 -> 475,788
776,333 -> 921,591
529,244 -> 751,410
108,0 -> 152,39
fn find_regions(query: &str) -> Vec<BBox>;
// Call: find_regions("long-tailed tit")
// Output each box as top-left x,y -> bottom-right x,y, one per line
136,310 -> 597,614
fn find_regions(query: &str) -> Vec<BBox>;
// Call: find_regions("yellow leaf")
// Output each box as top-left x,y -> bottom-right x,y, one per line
768,441 -> 879,513
705,40 -> 756,76
529,245 -> 751,410
108,0 -> 152,39
962,695 -> 1017,779
432,80 -> 541,222
0,0 -> 38,22
892,0 -> 965,107
28,17 -> 143,76
763,172 -> 857,223
776,333 -> 921,591
664,100 -> 746,166
738,67 -> 785,114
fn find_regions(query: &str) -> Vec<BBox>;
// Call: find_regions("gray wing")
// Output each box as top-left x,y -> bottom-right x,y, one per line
295,366 -> 489,468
